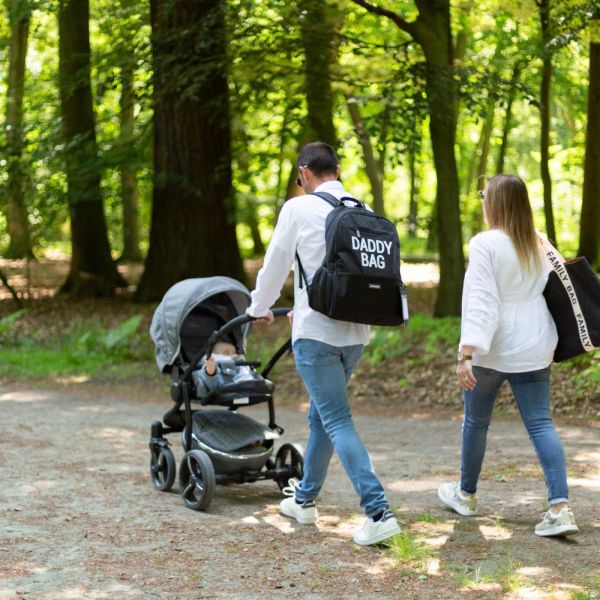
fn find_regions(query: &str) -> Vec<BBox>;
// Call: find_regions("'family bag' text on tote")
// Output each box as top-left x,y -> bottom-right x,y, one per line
540,237 -> 600,362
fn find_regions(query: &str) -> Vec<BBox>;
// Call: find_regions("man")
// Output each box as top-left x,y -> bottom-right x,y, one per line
247,142 -> 400,546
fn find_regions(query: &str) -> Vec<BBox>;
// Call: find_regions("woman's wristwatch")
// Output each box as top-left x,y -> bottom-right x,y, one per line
457,351 -> 473,362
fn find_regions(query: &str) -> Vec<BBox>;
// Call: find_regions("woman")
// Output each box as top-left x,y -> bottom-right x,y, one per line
438,174 -> 578,537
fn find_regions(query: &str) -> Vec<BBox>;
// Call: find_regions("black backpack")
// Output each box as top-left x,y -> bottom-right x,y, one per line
296,192 -> 408,327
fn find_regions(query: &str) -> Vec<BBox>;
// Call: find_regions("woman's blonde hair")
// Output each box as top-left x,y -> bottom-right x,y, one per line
483,174 -> 542,273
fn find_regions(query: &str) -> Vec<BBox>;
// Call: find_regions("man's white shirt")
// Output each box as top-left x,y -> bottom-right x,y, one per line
247,180 -> 370,347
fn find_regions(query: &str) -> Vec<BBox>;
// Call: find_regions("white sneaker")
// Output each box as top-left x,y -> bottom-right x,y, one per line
438,482 -> 478,516
353,509 -> 401,546
279,478 -> 317,524
535,506 -> 579,537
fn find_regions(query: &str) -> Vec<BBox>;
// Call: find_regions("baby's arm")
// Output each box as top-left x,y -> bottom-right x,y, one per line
204,355 -> 216,376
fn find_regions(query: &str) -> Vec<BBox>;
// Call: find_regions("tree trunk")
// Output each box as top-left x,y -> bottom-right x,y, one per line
4,0 -> 32,259
469,97 -> 496,233
418,6 -> 464,316
464,125 -> 484,197
539,0 -> 557,246
118,45 -> 142,262
578,21 -> 600,269
496,60 -> 523,174
351,0 -> 465,316
135,0 -> 244,303
58,0 -> 122,297
346,96 -> 385,216
407,138 -> 419,237
299,0 -> 337,146
246,206 -> 265,257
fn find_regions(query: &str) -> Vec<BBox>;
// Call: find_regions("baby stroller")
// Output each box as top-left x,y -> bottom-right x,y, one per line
148,276 -> 304,511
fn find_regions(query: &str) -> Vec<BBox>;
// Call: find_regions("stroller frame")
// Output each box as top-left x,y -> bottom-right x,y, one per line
149,307 -> 304,510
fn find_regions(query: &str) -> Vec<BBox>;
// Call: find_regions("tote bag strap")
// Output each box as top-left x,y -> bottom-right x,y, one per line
538,235 -> 597,353
538,235 -> 566,264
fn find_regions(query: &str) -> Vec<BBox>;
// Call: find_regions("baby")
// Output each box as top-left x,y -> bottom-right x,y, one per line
192,341 -> 250,398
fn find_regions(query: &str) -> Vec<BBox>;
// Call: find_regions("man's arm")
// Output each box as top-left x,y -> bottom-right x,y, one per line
247,202 -> 297,318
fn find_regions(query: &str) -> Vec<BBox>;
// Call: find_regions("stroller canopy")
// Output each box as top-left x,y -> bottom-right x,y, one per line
150,277 -> 251,372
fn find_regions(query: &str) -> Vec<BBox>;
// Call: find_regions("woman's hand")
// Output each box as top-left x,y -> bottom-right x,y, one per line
456,359 -> 477,391
287,310 -> 293,325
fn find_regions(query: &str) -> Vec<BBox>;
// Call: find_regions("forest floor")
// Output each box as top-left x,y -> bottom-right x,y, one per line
0,258 -> 599,599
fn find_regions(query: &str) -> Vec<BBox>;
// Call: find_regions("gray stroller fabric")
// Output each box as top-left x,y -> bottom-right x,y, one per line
192,410 -> 278,453
150,277 -> 251,372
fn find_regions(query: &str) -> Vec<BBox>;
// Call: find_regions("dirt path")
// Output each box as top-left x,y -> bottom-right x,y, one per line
1,385 -> 599,599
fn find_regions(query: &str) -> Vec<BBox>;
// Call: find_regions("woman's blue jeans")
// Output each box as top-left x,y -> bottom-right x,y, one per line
461,366 -> 569,505
292,339 -> 388,517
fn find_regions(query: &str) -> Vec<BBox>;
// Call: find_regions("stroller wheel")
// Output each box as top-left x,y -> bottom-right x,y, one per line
150,444 -> 176,492
275,443 -> 304,491
179,450 -> 216,511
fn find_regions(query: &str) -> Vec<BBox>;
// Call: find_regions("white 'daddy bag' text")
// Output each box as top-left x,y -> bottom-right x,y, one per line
351,235 -> 393,269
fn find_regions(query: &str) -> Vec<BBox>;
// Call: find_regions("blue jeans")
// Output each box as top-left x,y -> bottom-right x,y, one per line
461,366 -> 569,505
292,339 -> 388,517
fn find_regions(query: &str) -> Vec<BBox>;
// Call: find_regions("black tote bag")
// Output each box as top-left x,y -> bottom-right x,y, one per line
540,237 -> 600,362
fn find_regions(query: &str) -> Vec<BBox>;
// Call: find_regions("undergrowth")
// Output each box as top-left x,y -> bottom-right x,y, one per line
0,306 -> 598,413
0,310 -> 149,377
364,313 -> 460,366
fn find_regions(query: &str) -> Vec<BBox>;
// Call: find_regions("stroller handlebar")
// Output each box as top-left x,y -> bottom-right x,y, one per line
182,307 -> 291,381
210,307 -> 291,343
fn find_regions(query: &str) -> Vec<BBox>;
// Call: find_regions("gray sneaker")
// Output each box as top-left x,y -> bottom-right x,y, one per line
437,482 -> 478,516
535,507 -> 579,537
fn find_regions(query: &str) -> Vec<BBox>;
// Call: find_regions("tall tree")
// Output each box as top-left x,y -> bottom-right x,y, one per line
538,0 -> 557,245
3,0 -> 32,258
407,135 -> 421,237
496,59 -> 524,174
578,11 -> 600,269
299,0 -> 338,147
117,0 -> 142,262
135,0 -> 244,302
351,0 -> 465,316
346,96 -> 385,216
58,0 -> 123,296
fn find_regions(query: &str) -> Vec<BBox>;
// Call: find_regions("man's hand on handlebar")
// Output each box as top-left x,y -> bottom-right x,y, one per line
252,309 -> 274,325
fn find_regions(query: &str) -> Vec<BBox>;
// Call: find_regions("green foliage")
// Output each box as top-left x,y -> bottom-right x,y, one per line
571,591 -> 600,600
0,315 -> 148,377
555,352 -> 600,397
0,0 -> 595,272
100,315 -> 143,352
75,315 -> 143,357
382,531 -> 437,570
413,513 -> 440,524
450,556 -> 524,592
364,313 -> 460,366
251,332 -> 291,372
449,563 -> 495,587
0,309 -> 27,334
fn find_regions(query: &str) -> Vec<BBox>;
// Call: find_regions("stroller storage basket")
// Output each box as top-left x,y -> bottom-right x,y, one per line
191,410 -> 276,475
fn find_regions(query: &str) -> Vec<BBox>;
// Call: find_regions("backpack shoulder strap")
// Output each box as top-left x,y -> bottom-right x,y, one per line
295,251 -> 310,290
293,193 -> 338,292
312,191 -> 366,209
311,191 -> 342,207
